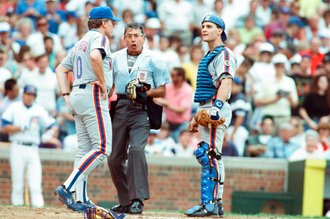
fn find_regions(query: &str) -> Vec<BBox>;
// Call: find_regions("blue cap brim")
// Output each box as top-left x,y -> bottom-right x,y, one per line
111,17 -> 120,21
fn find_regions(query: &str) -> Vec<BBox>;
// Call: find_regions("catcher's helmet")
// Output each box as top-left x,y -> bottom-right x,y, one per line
202,14 -> 227,42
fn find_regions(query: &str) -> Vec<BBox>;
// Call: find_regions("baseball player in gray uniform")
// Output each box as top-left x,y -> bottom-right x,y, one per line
54,6 -> 119,213
185,15 -> 237,217
108,22 -> 170,214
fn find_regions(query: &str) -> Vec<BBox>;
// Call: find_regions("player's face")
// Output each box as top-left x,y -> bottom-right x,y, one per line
124,28 -> 145,55
22,93 -> 36,107
103,19 -> 116,39
201,22 -> 222,42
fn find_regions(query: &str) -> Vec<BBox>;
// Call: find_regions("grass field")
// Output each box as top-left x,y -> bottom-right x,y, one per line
0,206 -> 328,219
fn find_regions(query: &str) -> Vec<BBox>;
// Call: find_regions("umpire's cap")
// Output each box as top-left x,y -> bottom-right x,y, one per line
202,14 -> 227,42
23,84 -> 37,96
89,6 -> 120,21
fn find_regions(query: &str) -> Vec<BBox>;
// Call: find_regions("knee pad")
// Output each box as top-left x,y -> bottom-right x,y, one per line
195,142 -> 221,204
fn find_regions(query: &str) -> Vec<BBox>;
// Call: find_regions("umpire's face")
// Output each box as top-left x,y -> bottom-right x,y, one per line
201,21 -> 222,42
124,28 -> 145,55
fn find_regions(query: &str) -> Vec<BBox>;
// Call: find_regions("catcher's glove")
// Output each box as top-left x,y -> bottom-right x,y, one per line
125,79 -> 151,104
194,110 -> 225,129
84,206 -> 125,219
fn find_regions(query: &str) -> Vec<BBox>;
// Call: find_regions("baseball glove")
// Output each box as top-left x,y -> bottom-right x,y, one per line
194,110 -> 225,129
84,206 -> 125,219
125,79 -> 151,104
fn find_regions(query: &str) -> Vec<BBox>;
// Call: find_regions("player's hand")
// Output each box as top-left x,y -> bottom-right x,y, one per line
189,117 -> 199,132
63,95 -> 73,112
91,81 -> 107,100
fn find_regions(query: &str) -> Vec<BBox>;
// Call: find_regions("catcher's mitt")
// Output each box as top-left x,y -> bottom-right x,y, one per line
194,110 -> 225,129
125,79 -> 151,104
84,206 -> 125,219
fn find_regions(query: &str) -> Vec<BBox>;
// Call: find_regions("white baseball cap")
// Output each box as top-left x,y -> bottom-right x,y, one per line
259,42 -> 275,53
0,22 -> 10,33
145,18 -> 161,29
289,54 -> 302,64
272,53 -> 288,64
319,28 -> 330,39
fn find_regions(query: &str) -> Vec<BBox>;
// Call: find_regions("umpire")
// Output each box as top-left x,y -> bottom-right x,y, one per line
108,22 -> 170,214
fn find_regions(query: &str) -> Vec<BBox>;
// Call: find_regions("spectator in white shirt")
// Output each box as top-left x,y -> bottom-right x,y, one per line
289,129 -> 325,161
25,54 -> 59,115
158,0 -> 193,46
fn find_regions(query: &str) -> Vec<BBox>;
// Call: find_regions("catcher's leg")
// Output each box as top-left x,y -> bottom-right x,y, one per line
185,141 -> 224,217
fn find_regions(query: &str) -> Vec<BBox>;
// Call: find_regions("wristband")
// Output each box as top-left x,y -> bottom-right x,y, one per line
62,93 -> 70,97
213,99 -> 224,110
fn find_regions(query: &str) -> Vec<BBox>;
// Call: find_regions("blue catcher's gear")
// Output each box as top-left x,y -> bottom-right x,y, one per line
202,15 -> 227,42
185,201 -> 224,217
194,142 -> 221,204
194,46 -> 225,103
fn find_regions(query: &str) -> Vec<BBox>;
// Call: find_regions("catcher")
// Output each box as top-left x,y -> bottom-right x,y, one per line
185,14 -> 237,217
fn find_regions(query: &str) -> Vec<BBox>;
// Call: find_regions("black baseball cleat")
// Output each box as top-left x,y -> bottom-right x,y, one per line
110,204 -> 130,213
185,202 -> 224,217
129,199 -> 143,214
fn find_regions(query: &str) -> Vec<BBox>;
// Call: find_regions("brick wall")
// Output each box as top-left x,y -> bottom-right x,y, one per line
0,146 -> 287,212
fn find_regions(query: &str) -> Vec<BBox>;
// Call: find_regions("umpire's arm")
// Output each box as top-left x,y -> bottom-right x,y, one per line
147,85 -> 166,98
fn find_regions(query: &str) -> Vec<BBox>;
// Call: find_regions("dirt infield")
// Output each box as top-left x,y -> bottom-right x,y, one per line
0,206 -> 292,219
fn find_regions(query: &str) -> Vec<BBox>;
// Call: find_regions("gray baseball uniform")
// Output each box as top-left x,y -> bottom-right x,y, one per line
60,29 -> 113,202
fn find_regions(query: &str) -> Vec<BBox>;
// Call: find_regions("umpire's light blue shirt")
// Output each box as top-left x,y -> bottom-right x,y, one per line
112,48 -> 171,94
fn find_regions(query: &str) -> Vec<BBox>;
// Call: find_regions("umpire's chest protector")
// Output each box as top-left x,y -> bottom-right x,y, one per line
194,46 -> 225,103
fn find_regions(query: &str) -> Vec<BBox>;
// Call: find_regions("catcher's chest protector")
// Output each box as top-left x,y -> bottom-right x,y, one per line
194,46 -> 225,103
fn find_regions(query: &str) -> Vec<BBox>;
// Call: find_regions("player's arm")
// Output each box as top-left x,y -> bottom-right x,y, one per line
90,49 -> 107,99
1,105 -> 24,134
216,77 -> 232,102
1,121 -> 22,134
56,64 -> 71,95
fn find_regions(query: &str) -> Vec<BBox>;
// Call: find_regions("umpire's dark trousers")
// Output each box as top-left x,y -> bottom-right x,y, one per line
108,97 -> 150,206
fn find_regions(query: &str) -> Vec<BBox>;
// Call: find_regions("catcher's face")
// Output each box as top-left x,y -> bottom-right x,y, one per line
201,21 -> 222,42
124,28 -> 145,55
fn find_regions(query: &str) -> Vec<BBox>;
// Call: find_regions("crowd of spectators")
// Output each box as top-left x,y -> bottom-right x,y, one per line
0,0 -> 330,161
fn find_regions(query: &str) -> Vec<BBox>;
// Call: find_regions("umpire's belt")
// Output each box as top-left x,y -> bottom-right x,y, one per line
16,141 -> 37,147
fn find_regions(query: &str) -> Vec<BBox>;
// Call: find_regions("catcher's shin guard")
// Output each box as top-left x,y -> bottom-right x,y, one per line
194,142 -> 221,204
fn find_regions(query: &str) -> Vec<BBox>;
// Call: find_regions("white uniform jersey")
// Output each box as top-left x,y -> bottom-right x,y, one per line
61,30 -> 113,90
1,102 -> 55,145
